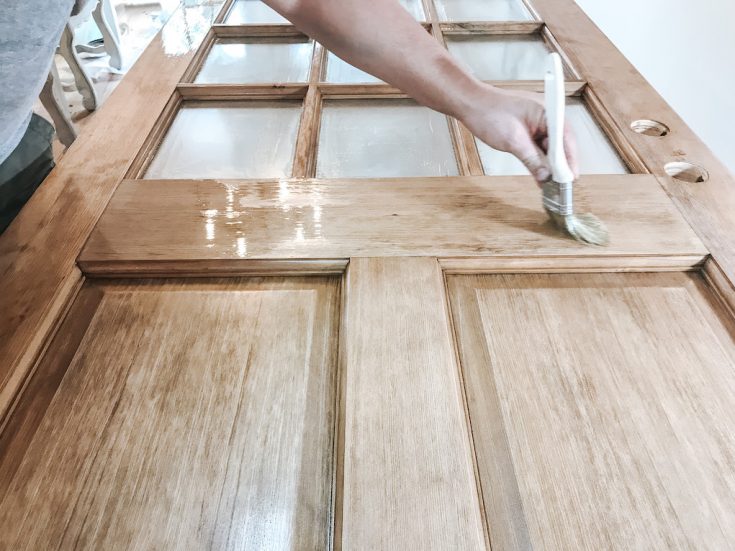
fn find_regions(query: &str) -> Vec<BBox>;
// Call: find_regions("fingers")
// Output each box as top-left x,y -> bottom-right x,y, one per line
510,133 -> 551,185
563,122 -> 580,179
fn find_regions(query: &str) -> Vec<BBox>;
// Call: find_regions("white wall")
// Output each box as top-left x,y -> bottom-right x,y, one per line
574,0 -> 735,174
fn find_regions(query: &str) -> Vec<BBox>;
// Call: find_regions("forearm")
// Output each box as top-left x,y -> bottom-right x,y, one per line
263,0 -> 576,183
263,0 -> 490,121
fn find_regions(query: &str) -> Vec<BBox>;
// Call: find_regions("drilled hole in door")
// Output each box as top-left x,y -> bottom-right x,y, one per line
664,161 -> 709,183
631,119 -> 669,137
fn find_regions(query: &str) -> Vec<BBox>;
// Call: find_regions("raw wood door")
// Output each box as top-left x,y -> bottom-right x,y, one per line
1,0 -> 735,549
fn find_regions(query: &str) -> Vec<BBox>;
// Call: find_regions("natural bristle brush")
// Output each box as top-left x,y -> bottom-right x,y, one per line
543,52 -> 609,246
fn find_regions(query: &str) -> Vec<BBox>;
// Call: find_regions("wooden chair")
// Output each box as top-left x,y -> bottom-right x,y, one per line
40,0 -> 123,147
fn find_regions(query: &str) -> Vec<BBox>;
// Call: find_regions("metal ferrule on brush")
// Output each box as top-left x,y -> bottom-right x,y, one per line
542,179 -> 573,216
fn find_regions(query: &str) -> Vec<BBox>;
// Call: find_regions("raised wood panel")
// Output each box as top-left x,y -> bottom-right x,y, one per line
0,1 -> 225,423
448,272 -> 735,549
339,258 -> 486,549
79,175 -> 706,275
0,277 -> 339,550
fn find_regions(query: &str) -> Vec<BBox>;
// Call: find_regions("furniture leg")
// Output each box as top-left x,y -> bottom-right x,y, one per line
39,63 -> 77,147
93,0 -> 123,70
59,23 -> 98,111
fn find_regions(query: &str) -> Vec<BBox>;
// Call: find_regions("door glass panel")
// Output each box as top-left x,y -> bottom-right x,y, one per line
435,0 -> 532,21
317,100 -> 459,178
476,98 -> 629,175
399,0 -> 426,20
324,53 -> 382,84
447,36 -> 550,80
225,0 -> 288,24
195,39 -> 312,83
145,102 -> 302,179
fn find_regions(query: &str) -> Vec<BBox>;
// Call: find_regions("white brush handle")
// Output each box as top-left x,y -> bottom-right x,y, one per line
545,53 -> 574,184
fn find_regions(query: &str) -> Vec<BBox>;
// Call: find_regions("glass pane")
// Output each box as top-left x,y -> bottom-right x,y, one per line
324,52 -> 383,84
435,0 -> 532,21
476,98 -> 629,175
317,100 -> 459,178
195,39 -> 313,83
159,2 -> 220,56
146,102 -> 302,179
225,0 -> 288,24
446,36 -> 550,80
399,0 -> 426,20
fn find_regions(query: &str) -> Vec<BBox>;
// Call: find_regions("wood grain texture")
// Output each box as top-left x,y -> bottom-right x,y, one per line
703,257 -> 735,320
534,0 -> 735,288
0,282 -> 101,498
339,258 -> 487,550
82,258 -> 348,278
292,41 -> 324,178
0,1 -> 224,422
438,254 -> 705,274
177,83 -> 309,99
213,24 -> 298,37
79,176 -> 707,272
212,24 -> 305,38
448,272 -> 735,549
439,22 -> 543,35
0,277 -> 340,550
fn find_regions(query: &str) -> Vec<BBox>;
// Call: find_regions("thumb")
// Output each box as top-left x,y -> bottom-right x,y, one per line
510,133 -> 551,185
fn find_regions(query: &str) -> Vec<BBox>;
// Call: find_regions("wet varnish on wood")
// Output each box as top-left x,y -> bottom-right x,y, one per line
1,0 -> 735,549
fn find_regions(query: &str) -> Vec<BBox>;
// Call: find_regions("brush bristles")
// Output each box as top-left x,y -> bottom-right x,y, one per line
546,209 -> 610,246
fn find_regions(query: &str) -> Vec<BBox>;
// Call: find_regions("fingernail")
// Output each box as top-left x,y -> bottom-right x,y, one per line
536,168 -> 551,182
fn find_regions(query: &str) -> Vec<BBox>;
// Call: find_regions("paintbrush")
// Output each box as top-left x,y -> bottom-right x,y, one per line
543,53 -> 609,246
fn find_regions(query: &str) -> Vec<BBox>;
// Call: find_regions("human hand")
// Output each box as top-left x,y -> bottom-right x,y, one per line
460,84 -> 579,185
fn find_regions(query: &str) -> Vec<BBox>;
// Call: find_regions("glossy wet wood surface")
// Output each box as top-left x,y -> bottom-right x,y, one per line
0,277 -> 339,550
2,0 -> 735,548
448,272 -> 735,549
79,175 -> 706,273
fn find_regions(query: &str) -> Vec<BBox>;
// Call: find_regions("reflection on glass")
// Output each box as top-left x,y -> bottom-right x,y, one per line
447,36 -> 550,80
399,0 -> 426,20
161,1 -> 222,56
476,98 -> 629,175
435,0 -> 532,21
195,39 -> 313,83
324,52 -> 382,84
317,100 -> 459,178
225,0 -> 288,24
145,102 -> 302,179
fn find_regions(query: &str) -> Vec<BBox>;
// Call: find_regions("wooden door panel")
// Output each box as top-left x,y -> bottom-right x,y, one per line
78,175 -> 706,277
448,272 -> 735,549
340,258 -> 486,549
0,277 -> 339,550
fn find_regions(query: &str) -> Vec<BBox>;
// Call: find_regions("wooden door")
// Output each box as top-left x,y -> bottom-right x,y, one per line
1,0 -> 735,549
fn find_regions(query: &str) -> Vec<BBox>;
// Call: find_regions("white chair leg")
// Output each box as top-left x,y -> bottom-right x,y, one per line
40,63 -> 77,148
93,0 -> 123,70
59,23 -> 98,111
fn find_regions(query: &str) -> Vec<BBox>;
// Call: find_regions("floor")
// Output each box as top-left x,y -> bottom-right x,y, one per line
34,1 -> 168,160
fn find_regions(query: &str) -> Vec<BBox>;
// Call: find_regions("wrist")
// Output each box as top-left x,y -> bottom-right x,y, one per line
452,80 -> 500,127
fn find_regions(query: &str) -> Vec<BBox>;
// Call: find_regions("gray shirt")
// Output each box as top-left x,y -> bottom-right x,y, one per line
0,0 -> 75,164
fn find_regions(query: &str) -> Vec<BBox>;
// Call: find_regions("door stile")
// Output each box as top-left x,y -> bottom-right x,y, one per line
337,257 -> 487,550
532,0 -> 735,287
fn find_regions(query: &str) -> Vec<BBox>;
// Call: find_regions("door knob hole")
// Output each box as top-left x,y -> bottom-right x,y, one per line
631,119 -> 669,137
664,161 -> 709,183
